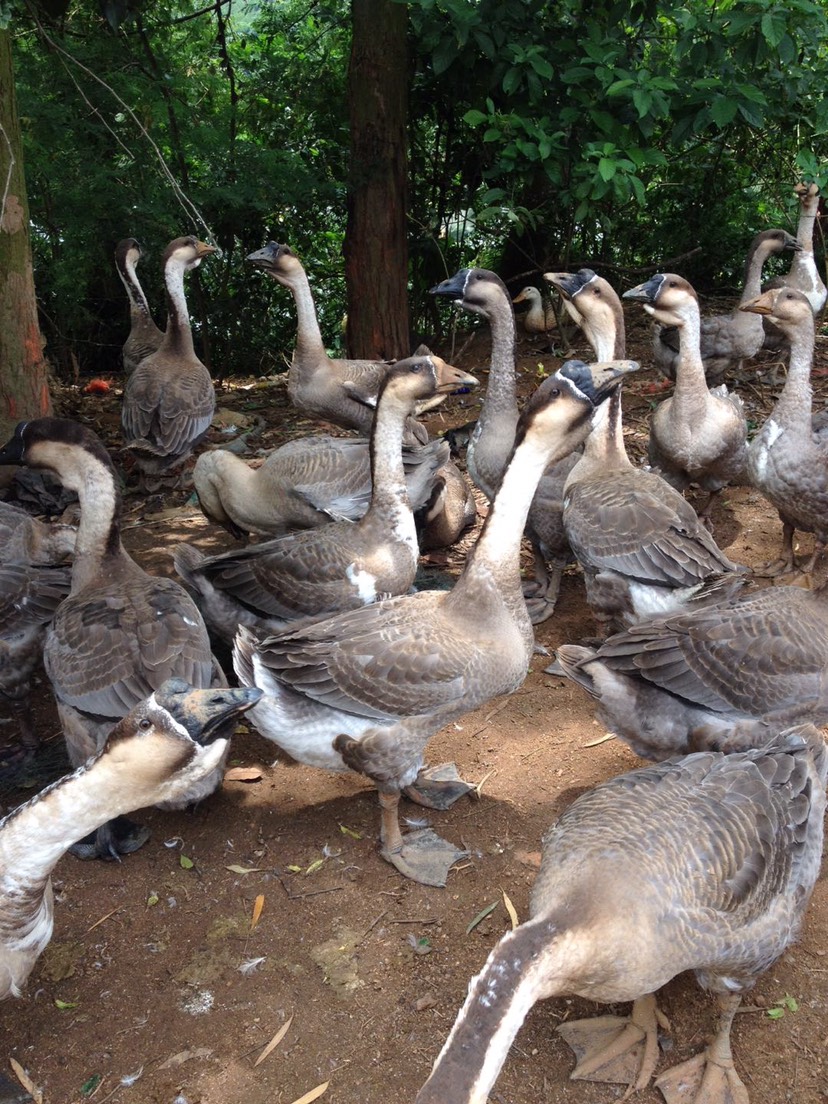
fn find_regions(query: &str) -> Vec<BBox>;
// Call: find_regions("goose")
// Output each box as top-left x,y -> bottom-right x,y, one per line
415,459 -> 477,552
430,268 -> 635,622
174,353 -> 477,641
415,725 -> 826,1104
0,679 -> 260,1001
512,286 -> 556,345
740,286 -> 826,577
114,237 -> 164,376
121,235 -> 217,486
623,273 -> 748,518
562,377 -> 746,635
765,182 -> 826,316
233,365 -> 627,887
545,268 -> 626,360
652,228 -> 801,384
554,582 -> 828,760
0,419 -> 228,860
246,242 -> 440,446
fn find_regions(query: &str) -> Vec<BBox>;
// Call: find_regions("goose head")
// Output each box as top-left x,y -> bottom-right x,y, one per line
739,286 -> 815,336
429,268 -> 511,320
379,353 -> 478,411
96,680 -> 261,810
115,237 -> 143,271
0,418 -> 115,496
246,241 -> 304,288
163,235 -> 218,272
750,227 -> 802,260
545,269 -> 625,357
623,273 -> 699,329
512,286 -> 543,308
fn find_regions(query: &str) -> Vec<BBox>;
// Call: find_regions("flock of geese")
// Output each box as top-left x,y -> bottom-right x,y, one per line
0,179 -> 826,1103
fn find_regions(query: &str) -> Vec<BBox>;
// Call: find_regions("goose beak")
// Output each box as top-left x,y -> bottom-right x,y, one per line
433,358 -> 478,393
544,270 -> 593,299
589,360 -> 638,404
154,680 -> 263,744
622,275 -> 665,303
739,291 -> 775,316
196,241 -> 219,259
246,242 -> 284,270
429,270 -> 469,301
0,422 -> 27,466
512,288 -> 529,304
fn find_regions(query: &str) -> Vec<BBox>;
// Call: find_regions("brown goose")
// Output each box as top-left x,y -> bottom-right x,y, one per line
545,268 -> 626,360
624,273 -> 748,517
233,365 -> 626,886
765,183 -> 827,316
246,242 -> 439,445
740,286 -> 825,577
114,237 -> 163,375
653,229 -> 801,383
555,583 -> 828,760
0,680 -> 260,1001
512,285 -> 556,346
562,379 -> 745,635
175,353 -> 477,641
0,419 -> 227,860
121,235 -> 217,485
415,726 -> 826,1104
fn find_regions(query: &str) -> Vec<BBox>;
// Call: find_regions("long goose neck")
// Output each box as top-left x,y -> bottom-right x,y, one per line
70,454 -> 130,591
161,255 -> 196,358
286,270 -> 328,361
790,201 -> 818,279
771,323 -> 815,428
119,254 -> 154,324
584,303 -> 625,360
739,241 -> 772,304
363,392 -> 414,535
672,302 -> 709,403
575,391 -> 632,479
481,299 -> 519,426
416,919 -> 566,1104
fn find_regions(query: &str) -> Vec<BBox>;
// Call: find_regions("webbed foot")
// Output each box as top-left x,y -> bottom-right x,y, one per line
559,993 -> 669,1095
69,816 -> 150,861
403,762 -> 474,810
655,1050 -> 749,1103
382,828 -> 468,887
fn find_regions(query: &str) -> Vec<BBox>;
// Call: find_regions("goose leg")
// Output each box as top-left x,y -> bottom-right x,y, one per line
377,789 -> 467,888
654,991 -> 748,1103
522,551 -> 563,624
69,816 -> 151,861
752,520 -> 797,577
559,992 -> 670,1094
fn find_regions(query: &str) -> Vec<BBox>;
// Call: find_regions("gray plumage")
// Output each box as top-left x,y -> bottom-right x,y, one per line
114,237 -> 163,375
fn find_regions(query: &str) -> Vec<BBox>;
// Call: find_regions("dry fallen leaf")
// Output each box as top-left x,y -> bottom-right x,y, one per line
226,864 -> 264,875
224,766 -> 264,783
159,1047 -> 213,1070
289,1082 -> 329,1104
583,732 -> 616,748
251,893 -> 265,931
502,891 -> 519,930
9,1058 -> 42,1104
253,1014 -> 293,1067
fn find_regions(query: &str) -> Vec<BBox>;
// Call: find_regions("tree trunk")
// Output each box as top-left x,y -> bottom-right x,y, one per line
0,28 -> 52,475
344,0 -> 409,361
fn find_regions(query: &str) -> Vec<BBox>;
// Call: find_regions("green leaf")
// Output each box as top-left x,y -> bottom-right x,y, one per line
146,893 -> 159,907
766,1007 -> 785,1020
597,157 -> 617,182
179,854 -> 194,870
55,999 -> 78,1010
466,901 -> 498,934
81,1074 -> 102,1096
710,97 -> 738,126
761,11 -> 787,47
463,109 -> 488,127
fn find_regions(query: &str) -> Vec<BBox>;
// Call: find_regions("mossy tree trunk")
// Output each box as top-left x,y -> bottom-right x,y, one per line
0,28 -> 52,465
344,0 -> 409,361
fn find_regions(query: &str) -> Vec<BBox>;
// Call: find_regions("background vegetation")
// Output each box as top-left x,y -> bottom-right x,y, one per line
8,0 -> 828,380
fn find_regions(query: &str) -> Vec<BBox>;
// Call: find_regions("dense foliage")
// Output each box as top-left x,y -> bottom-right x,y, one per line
8,0 -> 828,379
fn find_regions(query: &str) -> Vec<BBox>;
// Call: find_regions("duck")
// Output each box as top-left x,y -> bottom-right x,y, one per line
512,285 -> 556,346
0,679 -> 260,1001
652,228 -> 801,384
740,286 -> 826,577
415,724 -> 826,1104
233,365 -> 627,887
246,242 -> 440,446
623,273 -> 748,518
562,377 -> 746,635
544,268 -> 626,360
114,237 -> 164,376
174,353 -> 477,641
121,235 -> 218,486
554,581 -> 828,760
0,419 -> 228,860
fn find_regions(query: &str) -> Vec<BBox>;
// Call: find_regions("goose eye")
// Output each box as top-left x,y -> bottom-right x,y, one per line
549,387 -> 560,398
139,718 -> 152,730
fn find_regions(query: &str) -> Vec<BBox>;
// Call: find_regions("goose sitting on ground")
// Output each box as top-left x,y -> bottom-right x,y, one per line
545,268 -> 626,360
764,182 -> 826,353
114,237 -> 164,376
121,235 -> 217,487
512,286 -> 556,347
740,287 -> 826,578
554,582 -> 828,760
652,229 -> 801,384
233,365 -> 627,886
0,419 -> 228,861
415,725 -> 826,1104
624,273 -> 747,518
0,680 -> 260,1001
175,353 -> 477,641
247,242 -> 444,446
562,376 -> 746,636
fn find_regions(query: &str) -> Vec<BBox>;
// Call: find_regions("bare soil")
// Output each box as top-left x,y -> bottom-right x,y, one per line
1,314 -> 828,1104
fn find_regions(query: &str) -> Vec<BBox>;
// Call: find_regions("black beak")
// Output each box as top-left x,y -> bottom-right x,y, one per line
155,680 -> 262,744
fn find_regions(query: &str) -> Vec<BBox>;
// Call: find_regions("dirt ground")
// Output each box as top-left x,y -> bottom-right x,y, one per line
1,311 -> 828,1104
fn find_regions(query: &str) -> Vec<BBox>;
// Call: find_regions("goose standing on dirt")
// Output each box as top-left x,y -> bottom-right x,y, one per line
247,242 -> 441,445
416,725 -> 826,1104
121,235 -> 217,486
555,582 -> 828,760
740,286 -> 826,578
624,273 -> 747,518
0,680 -> 260,1001
234,366 -> 627,886
512,285 -> 556,347
114,237 -> 164,376
652,229 -> 801,383
175,353 -> 477,641
545,268 -> 626,360
561,375 -> 745,635
0,419 -> 228,860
